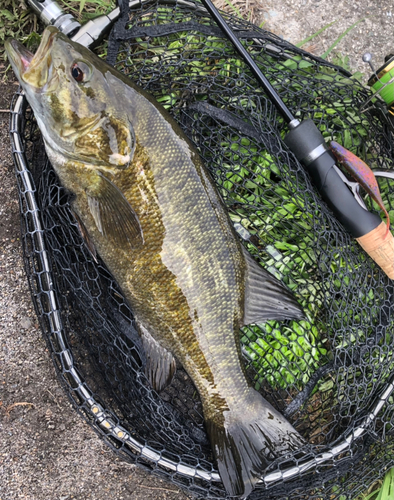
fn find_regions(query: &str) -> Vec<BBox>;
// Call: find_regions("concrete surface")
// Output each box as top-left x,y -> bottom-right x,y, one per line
260,0 -> 394,78
1,1 -> 393,499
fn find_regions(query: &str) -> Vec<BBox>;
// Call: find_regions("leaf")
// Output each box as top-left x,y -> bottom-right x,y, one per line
0,8 -> 15,21
79,0 -> 87,14
320,18 -> 366,59
222,0 -> 243,19
295,20 -> 337,48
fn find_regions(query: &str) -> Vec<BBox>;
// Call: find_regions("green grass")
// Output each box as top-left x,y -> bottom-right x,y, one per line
357,468 -> 394,500
0,1 -> 38,63
57,0 -> 116,20
0,0 -> 115,64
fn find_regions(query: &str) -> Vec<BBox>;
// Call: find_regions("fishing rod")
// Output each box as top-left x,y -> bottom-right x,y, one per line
198,0 -> 394,279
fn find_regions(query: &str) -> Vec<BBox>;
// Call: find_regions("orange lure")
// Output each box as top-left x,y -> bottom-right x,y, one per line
330,141 -> 390,238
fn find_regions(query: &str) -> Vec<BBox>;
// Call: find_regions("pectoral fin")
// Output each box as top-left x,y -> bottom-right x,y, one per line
242,248 -> 304,325
86,172 -> 143,249
138,323 -> 176,392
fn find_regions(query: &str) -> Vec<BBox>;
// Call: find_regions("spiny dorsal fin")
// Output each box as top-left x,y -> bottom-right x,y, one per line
138,322 -> 176,392
86,171 -> 143,250
242,248 -> 304,325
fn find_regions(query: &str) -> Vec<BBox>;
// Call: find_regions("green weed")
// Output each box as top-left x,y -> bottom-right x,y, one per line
0,0 -> 37,64
358,467 -> 394,500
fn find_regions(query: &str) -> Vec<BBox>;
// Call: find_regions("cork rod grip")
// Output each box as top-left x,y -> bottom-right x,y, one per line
356,222 -> 394,279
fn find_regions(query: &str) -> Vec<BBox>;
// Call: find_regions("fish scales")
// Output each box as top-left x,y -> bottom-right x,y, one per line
68,83 -> 248,412
123,96 -> 246,405
6,27 -> 306,498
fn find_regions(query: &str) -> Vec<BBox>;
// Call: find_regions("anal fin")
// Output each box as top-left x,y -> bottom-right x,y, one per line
242,248 -> 304,325
138,323 -> 176,392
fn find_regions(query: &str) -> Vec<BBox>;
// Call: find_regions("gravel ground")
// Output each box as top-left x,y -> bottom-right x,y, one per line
1,1 -> 393,499
260,0 -> 394,78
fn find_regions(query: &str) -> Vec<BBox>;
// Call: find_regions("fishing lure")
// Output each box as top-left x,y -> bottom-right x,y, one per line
330,141 -> 390,238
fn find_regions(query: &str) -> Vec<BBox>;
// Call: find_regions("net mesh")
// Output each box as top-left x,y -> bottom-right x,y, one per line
10,0 -> 394,498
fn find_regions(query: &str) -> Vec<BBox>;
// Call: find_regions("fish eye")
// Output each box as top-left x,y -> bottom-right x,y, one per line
71,61 -> 91,83
71,64 -> 83,82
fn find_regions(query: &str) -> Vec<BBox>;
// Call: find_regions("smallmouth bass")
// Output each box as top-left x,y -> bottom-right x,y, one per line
6,27 -> 306,497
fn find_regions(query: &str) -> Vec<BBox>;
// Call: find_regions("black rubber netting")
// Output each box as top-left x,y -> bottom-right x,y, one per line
10,0 -> 394,498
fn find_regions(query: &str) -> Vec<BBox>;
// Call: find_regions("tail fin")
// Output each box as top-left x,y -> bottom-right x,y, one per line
206,390 -> 305,498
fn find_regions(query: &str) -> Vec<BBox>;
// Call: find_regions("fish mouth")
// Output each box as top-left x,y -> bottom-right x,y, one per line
62,114 -> 105,139
6,39 -> 34,75
5,26 -> 58,86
